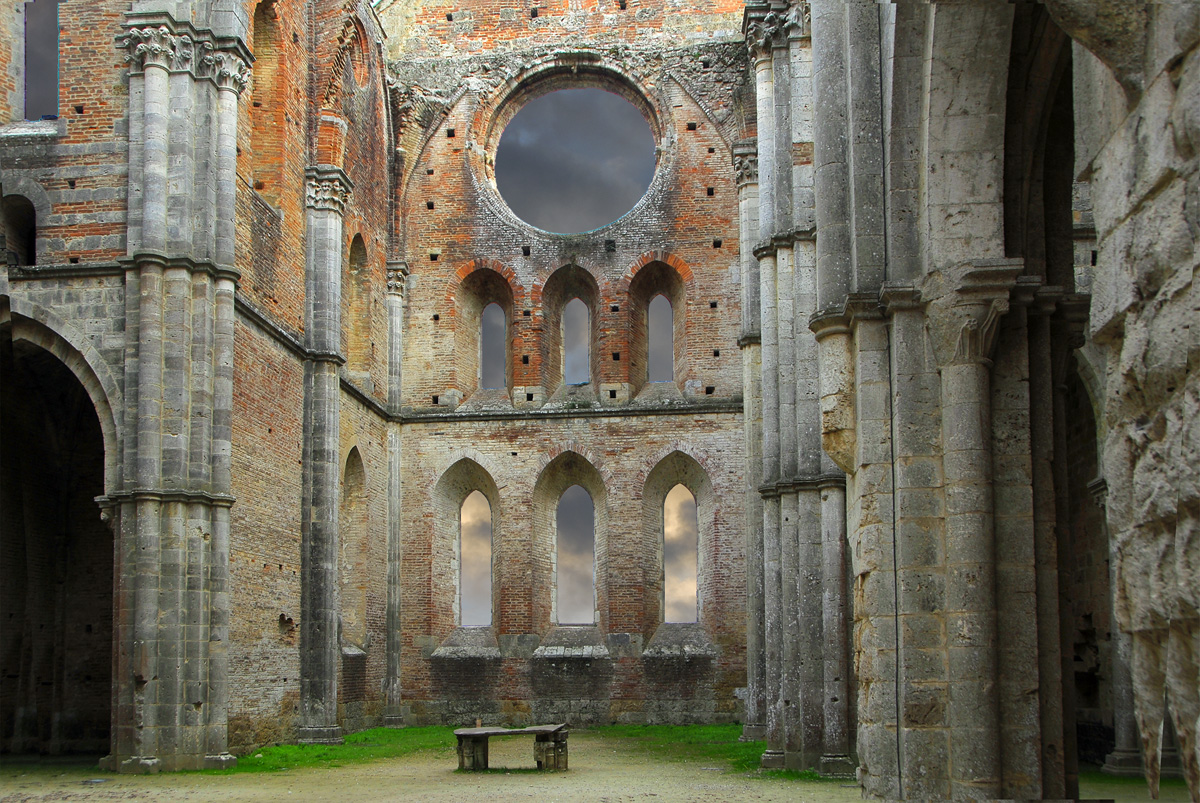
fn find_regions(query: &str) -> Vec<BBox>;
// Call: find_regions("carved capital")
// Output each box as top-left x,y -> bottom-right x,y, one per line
734,152 -> 759,187
119,26 -> 202,72
386,261 -> 409,296
928,259 -> 1024,368
204,51 -> 251,93
305,167 -> 353,214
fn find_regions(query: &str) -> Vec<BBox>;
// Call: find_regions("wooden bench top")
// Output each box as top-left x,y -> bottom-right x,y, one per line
454,724 -> 567,738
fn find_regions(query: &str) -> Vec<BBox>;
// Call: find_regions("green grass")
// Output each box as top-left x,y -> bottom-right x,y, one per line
582,723 -> 838,781
203,725 -> 456,774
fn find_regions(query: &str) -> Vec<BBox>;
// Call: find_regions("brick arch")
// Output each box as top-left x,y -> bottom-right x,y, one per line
428,447 -> 504,492
537,264 -> 601,396
620,251 -> 695,291
448,261 -> 521,400
634,441 -> 718,489
622,253 -> 692,396
444,258 -> 524,305
533,442 -> 612,487
4,301 -> 122,495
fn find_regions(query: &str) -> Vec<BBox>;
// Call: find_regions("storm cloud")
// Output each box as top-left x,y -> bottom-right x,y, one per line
460,490 -> 492,626
556,484 -> 595,623
495,88 -> 656,234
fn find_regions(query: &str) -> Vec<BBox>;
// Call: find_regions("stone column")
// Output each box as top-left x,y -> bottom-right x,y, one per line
819,474 -> 853,776
384,262 -> 407,727
1095,478 -> 1142,775
735,142 -> 766,742
299,167 -> 352,744
932,261 -> 1021,798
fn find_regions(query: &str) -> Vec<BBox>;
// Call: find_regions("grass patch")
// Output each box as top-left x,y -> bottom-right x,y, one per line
585,724 -> 839,781
204,726 -> 456,774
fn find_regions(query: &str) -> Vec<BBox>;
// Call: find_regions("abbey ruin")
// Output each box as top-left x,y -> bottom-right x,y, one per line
1,0 -> 1197,799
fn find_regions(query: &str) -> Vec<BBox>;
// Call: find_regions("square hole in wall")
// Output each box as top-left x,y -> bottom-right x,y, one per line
618,0 -> 626,8
526,393 -> 534,401
713,349 -> 720,357
611,305 -> 619,312
687,122 -> 698,131
702,59 -> 711,68
530,7 -> 538,17
609,389 -> 617,399
430,253 -> 439,261
427,168 -> 434,175
712,239 -> 722,248
446,128 -> 455,138
522,245 -> 531,256
74,104 -> 84,114
612,352 -> 620,361
446,12 -> 453,20
705,386 -> 715,395
426,200 -> 435,209
522,355 -> 530,364
432,395 -> 440,405
523,309 -> 531,316
67,179 -> 76,189
708,147 -> 715,154
605,239 -> 616,252
709,301 -> 718,309
706,187 -> 714,196
432,314 -> 440,321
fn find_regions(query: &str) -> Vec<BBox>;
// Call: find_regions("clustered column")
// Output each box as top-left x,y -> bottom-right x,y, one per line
299,167 -> 353,744
743,0 -> 851,773
103,17 -> 249,772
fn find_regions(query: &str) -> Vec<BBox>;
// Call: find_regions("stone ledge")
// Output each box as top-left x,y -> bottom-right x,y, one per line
432,626 -> 502,660
641,622 -> 717,659
532,625 -> 611,660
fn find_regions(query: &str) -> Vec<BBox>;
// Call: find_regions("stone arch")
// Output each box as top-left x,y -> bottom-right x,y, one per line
641,450 -> 716,635
922,2 -> 1016,271
4,302 -> 122,494
539,265 -> 600,397
2,308 -> 114,754
2,178 -> 52,265
432,458 -> 500,633
451,262 -> 516,400
531,451 -> 609,633
3,194 -> 37,266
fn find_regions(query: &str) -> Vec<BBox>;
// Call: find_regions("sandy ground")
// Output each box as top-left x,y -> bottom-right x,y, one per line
0,733 -> 860,803
1,734 -> 1191,802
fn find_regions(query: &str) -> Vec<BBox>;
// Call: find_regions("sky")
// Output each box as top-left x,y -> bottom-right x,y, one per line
556,484 -> 595,623
495,88 -> 657,234
460,490 -> 493,626
663,484 -> 698,622
24,0 -> 59,120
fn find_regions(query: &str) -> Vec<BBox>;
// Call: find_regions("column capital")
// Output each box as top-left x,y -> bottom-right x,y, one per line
733,143 -> 759,187
119,24 -> 205,72
929,259 -> 1024,367
744,3 -> 806,60
305,167 -> 354,214
386,261 -> 409,296
204,50 -> 251,94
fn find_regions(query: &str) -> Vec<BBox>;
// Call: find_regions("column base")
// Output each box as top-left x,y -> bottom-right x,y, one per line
298,726 -> 344,745
740,724 -> 766,742
760,749 -> 785,769
819,754 -> 856,778
1101,748 -> 1142,776
204,753 -> 237,769
99,755 -> 161,774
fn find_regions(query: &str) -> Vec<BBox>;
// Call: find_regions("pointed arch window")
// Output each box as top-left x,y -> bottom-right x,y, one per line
459,490 -> 493,626
24,0 -> 59,121
555,484 -> 595,624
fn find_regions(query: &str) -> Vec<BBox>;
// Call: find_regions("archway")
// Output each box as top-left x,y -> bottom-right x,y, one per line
1,329 -> 112,754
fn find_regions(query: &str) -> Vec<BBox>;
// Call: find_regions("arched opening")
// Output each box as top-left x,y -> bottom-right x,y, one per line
454,269 -> 514,401
629,260 -> 687,397
480,303 -> 506,390
339,447 -> 369,651
1,330 -> 111,753
563,298 -> 589,386
556,485 -> 595,625
251,0 -> 283,204
663,484 -> 697,623
459,490 -> 493,626
648,294 -> 673,383
24,0 -> 59,121
344,234 -> 372,377
3,195 -> 37,266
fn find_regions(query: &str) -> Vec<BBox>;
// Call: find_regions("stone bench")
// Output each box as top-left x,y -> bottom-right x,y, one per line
454,723 -> 568,771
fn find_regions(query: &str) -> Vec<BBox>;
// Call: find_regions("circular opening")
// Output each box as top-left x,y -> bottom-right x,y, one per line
494,88 -> 656,234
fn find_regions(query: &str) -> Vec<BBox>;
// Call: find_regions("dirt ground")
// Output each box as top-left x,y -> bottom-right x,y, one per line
1,733 -> 1190,802
0,733 -> 860,803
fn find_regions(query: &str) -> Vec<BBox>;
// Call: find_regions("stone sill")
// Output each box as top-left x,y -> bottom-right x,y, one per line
0,119 -> 63,142
431,626 -> 502,660
641,622 -> 717,659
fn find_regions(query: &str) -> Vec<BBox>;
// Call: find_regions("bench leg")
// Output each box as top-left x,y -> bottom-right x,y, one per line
457,736 -> 489,770
534,734 -> 568,771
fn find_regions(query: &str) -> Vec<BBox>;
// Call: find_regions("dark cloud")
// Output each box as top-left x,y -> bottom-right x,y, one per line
648,294 -> 673,382
563,298 -> 589,384
480,303 -> 505,389
24,0 -> 59,120
495,88 -> 656,234
556,484 -> 595,623
664,484 -> 697,622
460,490 -> 492,626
